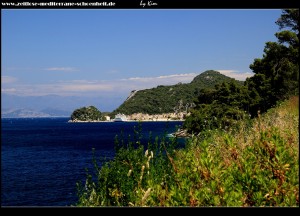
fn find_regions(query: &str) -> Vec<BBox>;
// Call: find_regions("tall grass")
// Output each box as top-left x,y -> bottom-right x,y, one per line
76,96 -> 299,207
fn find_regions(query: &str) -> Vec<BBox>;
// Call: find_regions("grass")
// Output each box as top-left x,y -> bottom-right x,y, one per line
75,96 -> 299,207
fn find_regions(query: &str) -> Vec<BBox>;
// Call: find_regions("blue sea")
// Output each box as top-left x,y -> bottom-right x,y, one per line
1,117 -> 183,207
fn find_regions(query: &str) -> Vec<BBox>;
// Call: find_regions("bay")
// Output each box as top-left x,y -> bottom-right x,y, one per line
1,117 -> 183,206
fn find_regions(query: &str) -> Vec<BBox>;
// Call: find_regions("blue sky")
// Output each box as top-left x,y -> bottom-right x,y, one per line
2,9 -> 282,111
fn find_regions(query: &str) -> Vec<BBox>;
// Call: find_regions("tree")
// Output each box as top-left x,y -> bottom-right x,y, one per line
71,106 -> 104,121
184,10 -> 299,134
183,81 -> 249,134
245,9 -> 299,115
276,9 -> 299,36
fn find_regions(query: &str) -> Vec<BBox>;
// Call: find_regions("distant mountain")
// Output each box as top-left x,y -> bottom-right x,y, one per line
1,70 -> 244,118
1,108 -> 52,118
1,94 -> 111,118
111,70 -> 244,115
40,108 -> 71,117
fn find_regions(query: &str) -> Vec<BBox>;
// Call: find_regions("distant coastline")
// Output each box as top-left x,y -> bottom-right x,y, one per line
67,119 -> 184,123
67,118 -> 188,137
1,116 -> 69,119
69,111 -> 188,123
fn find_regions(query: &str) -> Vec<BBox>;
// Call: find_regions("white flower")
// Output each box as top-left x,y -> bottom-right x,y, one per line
145,149 -> 148,157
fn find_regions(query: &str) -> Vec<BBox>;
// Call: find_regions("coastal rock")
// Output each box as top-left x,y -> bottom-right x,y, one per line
173,128 -> 190,138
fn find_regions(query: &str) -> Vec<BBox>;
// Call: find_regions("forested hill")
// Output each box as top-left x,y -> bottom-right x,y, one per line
111,70 -> 244,115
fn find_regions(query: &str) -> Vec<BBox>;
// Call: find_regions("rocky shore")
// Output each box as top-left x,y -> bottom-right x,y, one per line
68,115 -> 191,138
67,118 -> 184,123
68,112 -> 190,123
172,128 -> 191,138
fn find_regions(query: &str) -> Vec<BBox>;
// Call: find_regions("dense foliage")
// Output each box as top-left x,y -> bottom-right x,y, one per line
245,9 -> 299,114
184,9 -> 299,135
76,96 -> 299,206
111,70 -> 243,116
184,81 -> 251,134
70,106 -> 104,121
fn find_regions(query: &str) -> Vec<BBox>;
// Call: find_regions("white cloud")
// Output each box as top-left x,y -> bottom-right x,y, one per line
62,80 -> 98,84
157,73 -> 196,79
1,88 -> 17,93
44,67 -> 78,72
1,71 -> 257,98
1,76 -> 17,84
60,83 -> 114,92
124,73 -> 197,83
1,73 -> 199,97
216,70 -> 254,81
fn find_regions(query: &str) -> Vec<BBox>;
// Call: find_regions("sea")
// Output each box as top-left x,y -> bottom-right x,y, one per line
1,117 -> 184,207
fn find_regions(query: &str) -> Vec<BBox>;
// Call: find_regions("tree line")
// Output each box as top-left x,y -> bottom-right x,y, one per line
184,9 -> 299,134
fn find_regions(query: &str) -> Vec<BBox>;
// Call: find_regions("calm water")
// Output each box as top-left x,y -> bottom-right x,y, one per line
1,118 -> 183,206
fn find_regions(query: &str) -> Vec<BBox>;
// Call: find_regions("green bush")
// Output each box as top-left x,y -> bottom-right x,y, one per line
75,96 -> 298,207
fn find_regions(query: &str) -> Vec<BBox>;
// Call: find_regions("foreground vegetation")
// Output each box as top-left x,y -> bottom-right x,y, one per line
75,9 -> 299,207
76,96 -> 298,206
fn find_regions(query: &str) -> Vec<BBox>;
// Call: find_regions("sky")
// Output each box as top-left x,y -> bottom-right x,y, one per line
1,9 -> 283,111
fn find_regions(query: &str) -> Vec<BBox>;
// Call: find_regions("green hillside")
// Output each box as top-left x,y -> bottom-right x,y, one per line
111,70 -> 243,115
70,106 -> 104,122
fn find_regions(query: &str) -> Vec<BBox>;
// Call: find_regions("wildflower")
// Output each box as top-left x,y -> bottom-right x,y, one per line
141,188 -> 151,204
127,169 -> 132,177
145,149 -> 148,157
